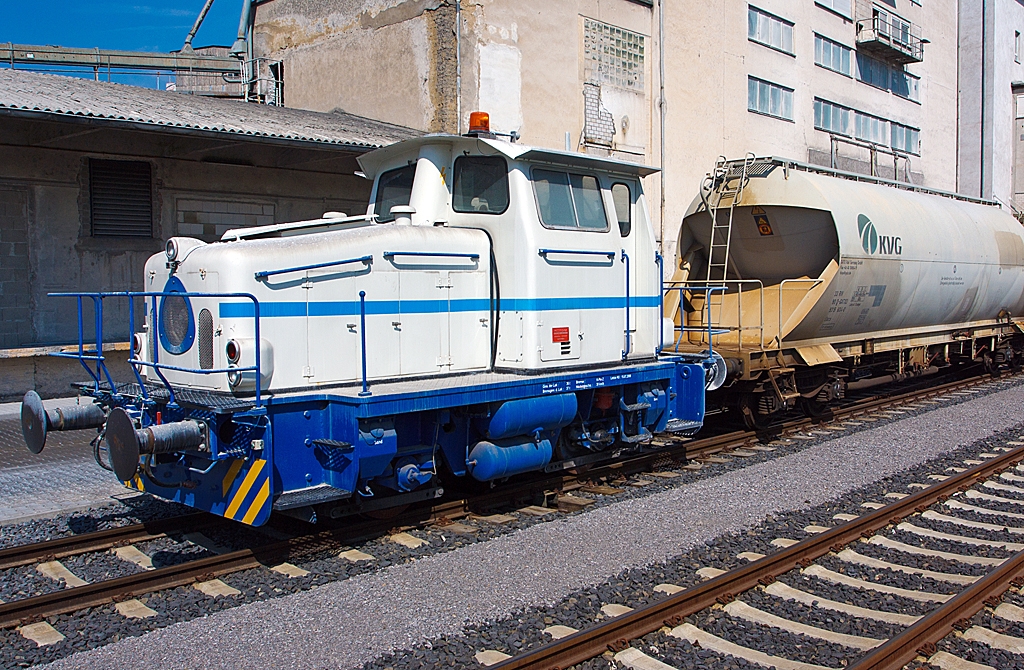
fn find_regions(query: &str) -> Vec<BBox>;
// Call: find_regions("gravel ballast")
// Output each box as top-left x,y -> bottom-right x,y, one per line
34,382 -> 1024,670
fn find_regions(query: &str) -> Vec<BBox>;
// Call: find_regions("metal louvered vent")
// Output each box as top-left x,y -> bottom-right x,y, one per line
198,309 -> 213,370
89,159 -> 153,237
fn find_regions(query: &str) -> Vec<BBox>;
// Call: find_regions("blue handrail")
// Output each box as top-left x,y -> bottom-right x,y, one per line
621,249 -> 631,361
538,248 -> 616,259
255,255 -> 372,280
49,291 -> 264,408
655,252 -> 664,354
383,251 -> 479,260
358,290 -> 370,397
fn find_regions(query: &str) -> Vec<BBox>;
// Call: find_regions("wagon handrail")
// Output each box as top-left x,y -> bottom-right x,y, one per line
668,278 -> 767,350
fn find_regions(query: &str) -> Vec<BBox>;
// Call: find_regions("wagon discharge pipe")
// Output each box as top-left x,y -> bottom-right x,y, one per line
21,390 -> 106,455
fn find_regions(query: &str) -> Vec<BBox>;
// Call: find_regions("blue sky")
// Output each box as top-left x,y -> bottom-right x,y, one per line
3,1 -> 242,53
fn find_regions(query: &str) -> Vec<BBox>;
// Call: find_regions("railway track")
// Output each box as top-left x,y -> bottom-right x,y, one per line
0,370 -> 1017,651
487,423 -> 1024,669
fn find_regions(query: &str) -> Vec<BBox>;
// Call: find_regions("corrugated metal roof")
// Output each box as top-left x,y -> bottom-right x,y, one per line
0,69 -> 420,149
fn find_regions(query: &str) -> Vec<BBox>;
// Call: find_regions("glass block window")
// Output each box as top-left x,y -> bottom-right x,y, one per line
891,123 -> 921,155
813,98 -> 852,136
748,6 -> 794,55
814,34 -> 852,77
583,18 -> 645,91
748,76 -> 794,121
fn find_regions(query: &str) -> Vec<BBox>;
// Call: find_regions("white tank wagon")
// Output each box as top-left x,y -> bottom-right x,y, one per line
20,114 -> 713,526
670,156 -> 1024,428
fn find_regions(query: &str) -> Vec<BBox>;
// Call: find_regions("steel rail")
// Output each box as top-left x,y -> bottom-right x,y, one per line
0,499 -> 469,629
488,444 -> 1024,670
848,551 -> 1024,670
0,513 -> 210,571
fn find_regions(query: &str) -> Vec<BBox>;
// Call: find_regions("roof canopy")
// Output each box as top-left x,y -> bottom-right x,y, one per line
0,69 -> 419,150
358,134 -> 659,178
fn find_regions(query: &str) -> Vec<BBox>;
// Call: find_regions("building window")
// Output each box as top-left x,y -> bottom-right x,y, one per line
583,18 -> 645,91
748,76 -> 794,120
855,53 -> 920,102
814,34 -> 852,77
813,98 -> 853,136
748,6 -> 794,55
89,159 -> 153,237
855,110 -> 890,146
815,0 -> 852,19
891,122 -> 921,155
874,7 -> 913,51
891,69 -> 920,102
1016,31 -> 1021,64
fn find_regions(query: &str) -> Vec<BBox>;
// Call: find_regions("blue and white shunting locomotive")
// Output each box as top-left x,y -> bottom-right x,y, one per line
21,116 -> 714,525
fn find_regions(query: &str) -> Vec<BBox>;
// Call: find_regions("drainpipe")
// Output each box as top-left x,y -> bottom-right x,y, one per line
231,0 -> 254,57
456,0 -> 462,134
658,0 -> 667,257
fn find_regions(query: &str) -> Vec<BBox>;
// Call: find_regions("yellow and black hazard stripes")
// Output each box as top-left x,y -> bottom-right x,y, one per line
223,458 -> 271,525
123,473 -> 146,491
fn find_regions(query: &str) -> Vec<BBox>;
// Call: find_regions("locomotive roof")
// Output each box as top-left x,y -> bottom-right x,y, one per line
357,134 -> 659,179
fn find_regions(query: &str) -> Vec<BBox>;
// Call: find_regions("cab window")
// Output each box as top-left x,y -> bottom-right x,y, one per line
453,156 -> 509,214
533,168 -> 608,231
611,182 -> 631,237
374,164 -> 415,222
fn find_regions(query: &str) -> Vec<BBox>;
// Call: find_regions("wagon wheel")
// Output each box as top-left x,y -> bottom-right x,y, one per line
798,396 -> 830,420
740,393 -> 777,431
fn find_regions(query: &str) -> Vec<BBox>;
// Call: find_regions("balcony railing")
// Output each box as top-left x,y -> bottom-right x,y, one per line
856,15 -> 924,64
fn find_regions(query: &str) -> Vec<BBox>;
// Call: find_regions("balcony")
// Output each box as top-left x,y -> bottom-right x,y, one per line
856,15 -> 924,64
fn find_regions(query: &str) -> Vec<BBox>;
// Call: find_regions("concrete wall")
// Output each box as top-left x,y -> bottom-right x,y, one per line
0,124 -> 373,400
256,0 -> 961,268
958,0 -> 1024,205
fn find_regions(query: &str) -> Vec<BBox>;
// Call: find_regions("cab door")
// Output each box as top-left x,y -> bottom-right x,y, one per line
530,168 -> 622,366
610,180 -> 639,359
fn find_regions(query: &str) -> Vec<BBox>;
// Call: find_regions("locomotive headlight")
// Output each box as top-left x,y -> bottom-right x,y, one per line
227,369 -> 242,388
132,333 -> 144,356
165,238 -> 179,262
226,339 -> 241,364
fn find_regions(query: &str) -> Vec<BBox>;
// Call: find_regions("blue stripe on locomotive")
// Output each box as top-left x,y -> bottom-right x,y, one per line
219,295 -> 661,318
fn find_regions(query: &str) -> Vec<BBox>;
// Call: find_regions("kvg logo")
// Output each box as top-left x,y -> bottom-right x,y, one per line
857,214 -> 901,255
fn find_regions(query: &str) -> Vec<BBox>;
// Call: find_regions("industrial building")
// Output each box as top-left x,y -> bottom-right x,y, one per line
249,0 -> 961,262
958,0 -> 1024,209
0,68 -> 416,399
